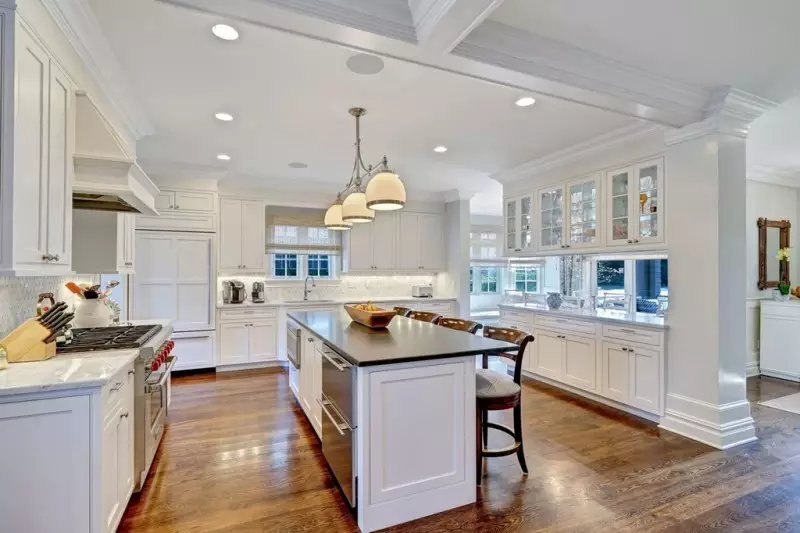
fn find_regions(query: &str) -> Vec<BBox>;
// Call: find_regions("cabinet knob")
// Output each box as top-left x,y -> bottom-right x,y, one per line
622,347 -> 629,351
128,369 -> 136,376
169,205 -> 174,209
41,254 -> 49,262
243,265 -> 247,269
627,240 -> 633,244
634,239 -> 639,243
53,254 -> 60,261
120,411 -> 129,419
175,205 -> 180,209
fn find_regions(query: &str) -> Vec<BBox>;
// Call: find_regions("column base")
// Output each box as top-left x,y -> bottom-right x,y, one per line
659,393 -> 756,450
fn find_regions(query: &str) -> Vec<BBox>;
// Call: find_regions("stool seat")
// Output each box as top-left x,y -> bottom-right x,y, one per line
476,369 -> 521,400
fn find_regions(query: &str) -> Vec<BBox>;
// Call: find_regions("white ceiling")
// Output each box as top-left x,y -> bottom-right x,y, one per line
88,0 -> 634,215
490,0 -> 800,103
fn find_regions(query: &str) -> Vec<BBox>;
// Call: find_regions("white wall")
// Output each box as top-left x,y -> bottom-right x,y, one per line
744,180 -> 800,375
446,200 -> 471,317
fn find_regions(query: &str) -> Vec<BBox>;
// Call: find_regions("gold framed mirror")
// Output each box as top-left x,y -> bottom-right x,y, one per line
758,218 -> 791,290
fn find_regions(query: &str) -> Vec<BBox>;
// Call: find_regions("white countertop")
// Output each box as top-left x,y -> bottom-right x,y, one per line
0,349 -> 139,397
217,296 -> 457,309
498,303 -> 668,330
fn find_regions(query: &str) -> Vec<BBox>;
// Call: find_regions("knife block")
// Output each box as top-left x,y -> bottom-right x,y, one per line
1,319 -> 56,363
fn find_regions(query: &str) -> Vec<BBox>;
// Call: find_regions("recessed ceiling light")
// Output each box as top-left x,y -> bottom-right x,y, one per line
215,112 -> 234,122
217,154 -> 231,161
433,146 -> 448,153
288,162 -> 308,169
212,24 -> 239,41
515,96 -> 536,107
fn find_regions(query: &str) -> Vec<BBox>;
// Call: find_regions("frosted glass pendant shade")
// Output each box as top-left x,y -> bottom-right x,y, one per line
366,170 -> 405,211
324,203 -> 352,230
341,192 -> 375,223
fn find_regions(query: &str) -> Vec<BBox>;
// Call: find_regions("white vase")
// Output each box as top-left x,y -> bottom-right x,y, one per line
73,299 -> 112,328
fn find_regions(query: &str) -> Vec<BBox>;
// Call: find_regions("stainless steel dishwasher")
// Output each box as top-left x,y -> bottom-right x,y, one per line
318,344 -> 357,507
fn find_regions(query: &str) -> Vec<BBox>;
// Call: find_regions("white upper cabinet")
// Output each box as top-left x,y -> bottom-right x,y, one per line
504,195 -> 533,255
3,20 -> 75,275
138,189 -> 218,232
566,175 -> 600,249
346,211 -> 397,271
537,186 -> 565,252
219,198 -> 264,272
605,158 -> 664,247
398,211 -> 446,272
155,190 -> 215,213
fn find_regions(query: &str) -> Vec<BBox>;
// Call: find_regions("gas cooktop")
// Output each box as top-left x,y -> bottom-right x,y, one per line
57,324 -> 163,353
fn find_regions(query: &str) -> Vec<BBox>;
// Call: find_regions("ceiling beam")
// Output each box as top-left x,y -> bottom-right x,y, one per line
411,0 -> 505,55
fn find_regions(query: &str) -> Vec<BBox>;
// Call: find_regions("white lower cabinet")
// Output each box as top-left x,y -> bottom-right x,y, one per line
171,333 -> 215,371
563,335 -> 597,392
601,342 -> 630,403
629,344 -> 661,412
219,319 -> 276,366
0,363 -> 135,533
533,329 -> 564,380
297,329 -> 323,439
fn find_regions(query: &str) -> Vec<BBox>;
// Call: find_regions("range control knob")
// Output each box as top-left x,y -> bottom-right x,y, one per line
151,360 -> 160,371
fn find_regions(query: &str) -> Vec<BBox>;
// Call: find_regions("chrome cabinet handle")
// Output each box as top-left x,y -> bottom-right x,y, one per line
53,254 -> 60,261
619,328 -> 637,334
128,370 -> 136,376
41,254 -> 49,262
120,411 -> 129,419
622,347 -> 629,351
317,397 -> 351,435
321,349 -> 350,371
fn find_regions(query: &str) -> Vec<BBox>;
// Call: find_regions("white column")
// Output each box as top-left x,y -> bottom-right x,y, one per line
660,88 -> 775,449
444,196 -> 471,317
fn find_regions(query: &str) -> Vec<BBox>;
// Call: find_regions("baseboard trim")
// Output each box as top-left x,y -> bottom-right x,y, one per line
217,361 -> 287,372
659,393 -> 756,449
746,361 -> 761,377
521,370 -> 661,423
760,367 -> 800,382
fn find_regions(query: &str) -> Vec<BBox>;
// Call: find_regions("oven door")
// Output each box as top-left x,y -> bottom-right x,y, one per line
144,357 -> 174,454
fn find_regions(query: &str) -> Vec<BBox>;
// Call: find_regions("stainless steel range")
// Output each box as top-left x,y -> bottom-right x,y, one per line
58,322 -> 175,492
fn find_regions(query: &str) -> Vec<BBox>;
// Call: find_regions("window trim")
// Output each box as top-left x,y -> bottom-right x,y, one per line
269,253 -> 338,281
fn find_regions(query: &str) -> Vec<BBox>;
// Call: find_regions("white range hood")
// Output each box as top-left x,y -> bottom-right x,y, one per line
73,91 -> 159,215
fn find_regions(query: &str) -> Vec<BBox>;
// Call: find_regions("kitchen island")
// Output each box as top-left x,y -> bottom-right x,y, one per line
288,310 -> 517,533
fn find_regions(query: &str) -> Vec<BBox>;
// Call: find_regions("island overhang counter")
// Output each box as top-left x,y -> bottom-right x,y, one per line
288,310 -> 517,533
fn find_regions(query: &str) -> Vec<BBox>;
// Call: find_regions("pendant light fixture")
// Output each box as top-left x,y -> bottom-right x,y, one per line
325,107 -> 405,229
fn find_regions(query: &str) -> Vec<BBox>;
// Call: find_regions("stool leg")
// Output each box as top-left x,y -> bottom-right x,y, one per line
476,406 -> 482,485
513,404 -> 528,474
482,409 -> 488,450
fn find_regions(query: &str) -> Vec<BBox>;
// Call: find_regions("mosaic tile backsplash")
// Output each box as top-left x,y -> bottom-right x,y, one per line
216,273 -> 455,303
0,275 -> 97,337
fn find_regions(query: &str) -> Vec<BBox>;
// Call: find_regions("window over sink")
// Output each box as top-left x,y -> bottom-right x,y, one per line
265,212 -> 341,280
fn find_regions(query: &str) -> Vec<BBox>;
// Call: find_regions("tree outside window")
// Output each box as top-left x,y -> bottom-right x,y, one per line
514,268 -> 538,292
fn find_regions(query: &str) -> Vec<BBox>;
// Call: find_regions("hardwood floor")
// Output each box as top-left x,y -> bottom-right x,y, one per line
119,370 -> 800,533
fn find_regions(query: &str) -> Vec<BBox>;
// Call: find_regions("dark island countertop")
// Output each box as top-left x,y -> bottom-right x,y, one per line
288,310 -> 518,367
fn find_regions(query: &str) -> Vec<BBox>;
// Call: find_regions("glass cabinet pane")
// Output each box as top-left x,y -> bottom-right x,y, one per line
637,164 -> 659,239
569,180 -> 597,245
539,188 -> 564,248
506,199 -> 516,250
520,196 -> 532,250
610,170 -> 630,241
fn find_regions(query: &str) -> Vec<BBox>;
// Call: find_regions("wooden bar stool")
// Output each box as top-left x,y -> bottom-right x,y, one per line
438,317 -> 483,335
406,310 -> 441,324
393,306 -> 412,317
476,326 -> 534,485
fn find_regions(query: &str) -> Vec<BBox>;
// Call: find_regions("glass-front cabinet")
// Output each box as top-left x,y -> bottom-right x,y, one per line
605,158 -> 664,246
566,176 -> 599,248
537,186 -> 565,251
504,195 -> 534,255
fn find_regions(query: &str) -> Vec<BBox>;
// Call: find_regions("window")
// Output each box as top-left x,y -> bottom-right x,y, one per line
273,254 -> 299,278
469,267 -> 503,294
634,258 -> 668,314
307,254 -> 331,278
591,256 -> 668,314
514,267 -> 538,292
479,267 -> 498,293
266,223 -> 341,280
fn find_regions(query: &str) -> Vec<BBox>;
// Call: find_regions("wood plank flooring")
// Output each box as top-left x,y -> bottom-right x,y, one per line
119,369 -> 800,532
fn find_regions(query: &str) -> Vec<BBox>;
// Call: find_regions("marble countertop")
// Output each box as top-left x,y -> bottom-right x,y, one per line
498,303 -> 668,330
217,296 -> 457,309
289,310 -> 516,367
0,348 -> 139,397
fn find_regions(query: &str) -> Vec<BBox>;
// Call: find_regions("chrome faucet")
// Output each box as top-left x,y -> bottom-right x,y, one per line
303,275 -> 316,300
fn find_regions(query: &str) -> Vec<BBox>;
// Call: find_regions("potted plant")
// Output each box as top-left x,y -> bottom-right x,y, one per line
776,248 -> 792,301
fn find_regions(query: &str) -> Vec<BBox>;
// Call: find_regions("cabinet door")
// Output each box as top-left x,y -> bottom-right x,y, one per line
132,233 -> 177,321
397,212 -> 421,270
606,167 -> 633,246
312,344 -> 324,437
116,214 -> 135,272
14,26 -> 49,265
347,219 -> 373,271
372,212 -> 397,270
533,329 -> 563,380
563,335 -> 596,391
504,198 -> 518,253
566,177 -> 599,248
155,192 -> 175,211
219,323 -> 250,365
171,334 -> 215,371
538,186 -> 565,251
219,199 -> 243,270
300,334 -> 315,416
175,235 -> 212,330
174,191 -> 214,212
633,158 -> 664,245
240,200 -> 265,271
419,213 -> 445,271
117,405 -> 134,515
46,61 -> 73,267
630,345 -> 660,413
102,409 -> 122,532
249,320 -> 277,362
601,342 -> 630,403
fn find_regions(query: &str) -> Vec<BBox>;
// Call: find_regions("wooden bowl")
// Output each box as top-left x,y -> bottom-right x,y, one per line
344,305 -> 396,329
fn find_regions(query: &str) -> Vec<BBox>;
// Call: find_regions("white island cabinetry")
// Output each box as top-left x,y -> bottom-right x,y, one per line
499,305 -> 666,420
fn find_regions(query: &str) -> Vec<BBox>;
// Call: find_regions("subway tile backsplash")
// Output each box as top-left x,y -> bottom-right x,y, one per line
0,275 -> 97,337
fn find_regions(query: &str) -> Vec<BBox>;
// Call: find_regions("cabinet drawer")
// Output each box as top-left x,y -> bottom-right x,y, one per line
535,315 -> 596,336
602,324 -> 661,347
172,334 -> 216,371
499,308 -> 533,325
220,308 -> 277,321
102,363 -> 134,419
417,302 -> 453,314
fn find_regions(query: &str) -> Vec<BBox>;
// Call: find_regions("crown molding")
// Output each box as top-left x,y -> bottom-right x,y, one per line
39,0 -> 153,140
452,21 -> 709,127
492,122 -> 664,184
260,0 -> 417,43
747,164 -> 800,188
